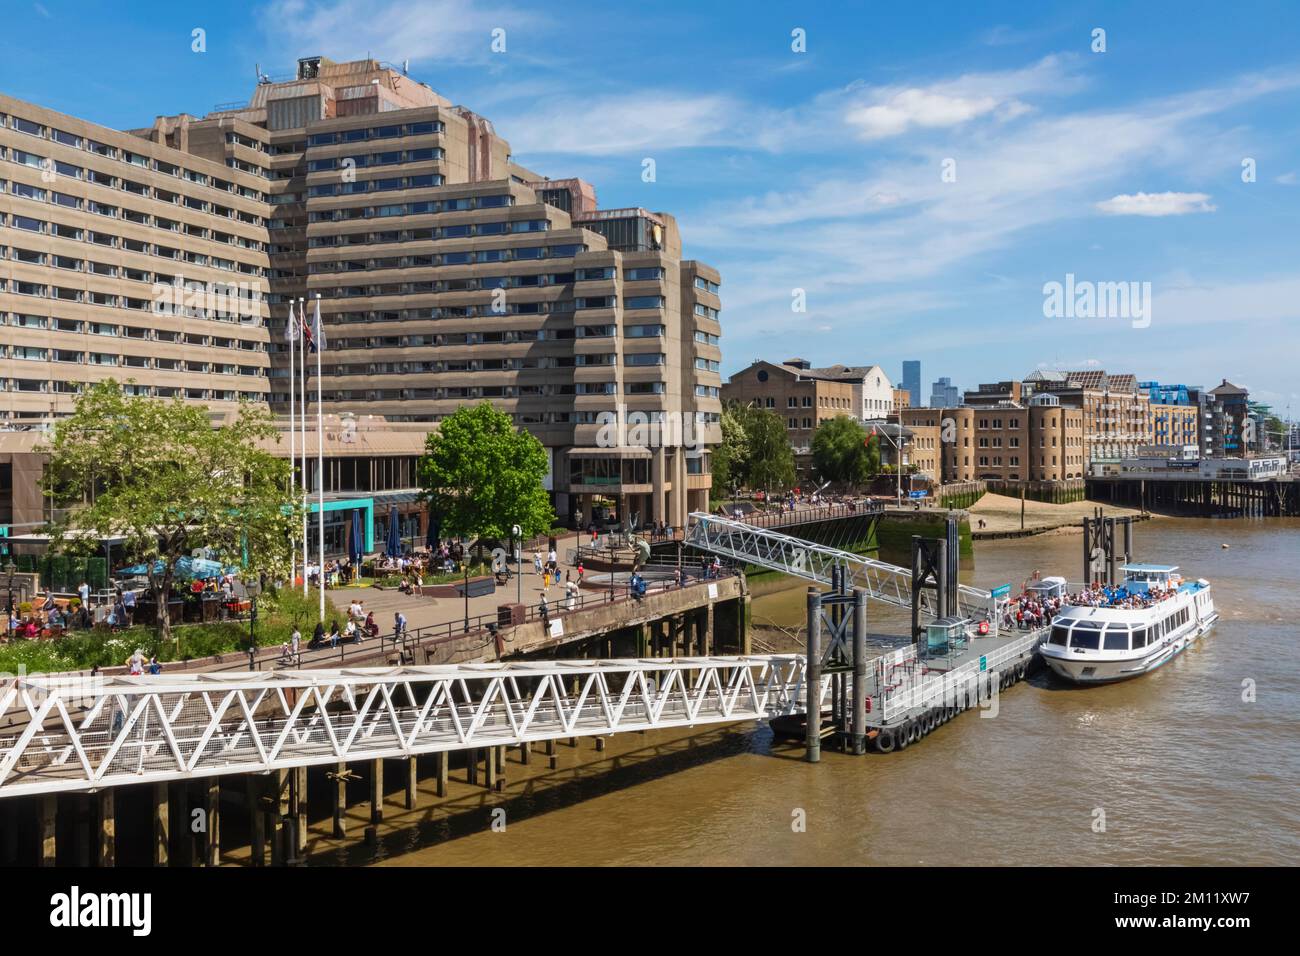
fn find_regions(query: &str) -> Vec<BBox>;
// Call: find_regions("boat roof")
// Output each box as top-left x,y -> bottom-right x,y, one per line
1121,564 -> 1179,573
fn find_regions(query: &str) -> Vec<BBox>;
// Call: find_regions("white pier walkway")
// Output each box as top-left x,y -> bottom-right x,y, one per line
0,656 -> 823,798
684,512 -> 994,620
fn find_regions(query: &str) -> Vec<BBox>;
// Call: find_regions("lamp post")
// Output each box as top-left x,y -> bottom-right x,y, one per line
512,524 -> 521,606
5,560 -> 16,642
247,595 -> 258,670
463,554 -> 471,632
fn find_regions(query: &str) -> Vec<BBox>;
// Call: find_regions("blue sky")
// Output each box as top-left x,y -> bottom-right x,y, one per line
6,0 -> 1299,411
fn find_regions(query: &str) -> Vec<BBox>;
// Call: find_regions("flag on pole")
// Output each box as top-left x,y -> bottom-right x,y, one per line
284,301 -> 299,342
299,304 -> 315,352
310,296 -> 326,352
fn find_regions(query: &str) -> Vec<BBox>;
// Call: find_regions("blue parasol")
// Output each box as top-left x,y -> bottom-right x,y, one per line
350,508 -> 364,562
385,505 -> 402,557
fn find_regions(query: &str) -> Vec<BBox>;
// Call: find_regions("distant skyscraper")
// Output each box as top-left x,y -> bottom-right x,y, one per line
930,377 -> 960,408
902,360 -> 921,407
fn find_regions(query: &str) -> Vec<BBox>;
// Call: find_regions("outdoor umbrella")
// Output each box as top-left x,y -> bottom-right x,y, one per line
350,508 -> 364,563
385,505 -> 402,557
115,557 -> 227,580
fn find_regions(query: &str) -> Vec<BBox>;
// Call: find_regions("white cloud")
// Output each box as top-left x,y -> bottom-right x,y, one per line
258,0 -> 544,66
838,55 -> 1080,141
1095,191 -> 1217,217
497,92 -> 743,156
846,89 -> 1004,139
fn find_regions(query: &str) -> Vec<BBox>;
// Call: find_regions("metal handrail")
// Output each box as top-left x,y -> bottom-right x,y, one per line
272,568 -> 738,671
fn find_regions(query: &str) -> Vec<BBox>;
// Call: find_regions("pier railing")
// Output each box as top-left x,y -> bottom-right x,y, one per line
875,628 -> 1046,725
0,655 -> 825,797
684,512 -> 992,620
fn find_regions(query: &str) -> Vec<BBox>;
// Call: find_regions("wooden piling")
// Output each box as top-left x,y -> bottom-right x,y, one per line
435,752 -> 448,797
332,762 -> 348,838
152,782 -> 170,867
405,756 -> 419,810
370,759 -> 384,824
204,778 -> 221,866
39,794 -> 57,867
246,777 -> 264,867
96,789 -> 115,867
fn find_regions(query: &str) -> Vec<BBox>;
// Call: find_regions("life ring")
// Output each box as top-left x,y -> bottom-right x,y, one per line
978,620 -> 990,636
877,728 -> 896,753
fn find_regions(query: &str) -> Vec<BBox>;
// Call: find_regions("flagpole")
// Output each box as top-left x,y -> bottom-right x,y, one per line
299,297 -> 309,597
286,302 -> 297,589
314,293 -> 325,621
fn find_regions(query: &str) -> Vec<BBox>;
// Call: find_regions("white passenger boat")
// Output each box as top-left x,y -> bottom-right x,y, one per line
1039,564 -> 1218,684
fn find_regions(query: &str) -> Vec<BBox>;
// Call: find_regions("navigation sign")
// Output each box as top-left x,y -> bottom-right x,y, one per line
979,656 -> 987,672
908,490 -> 927,499
990,584 -> 1011,599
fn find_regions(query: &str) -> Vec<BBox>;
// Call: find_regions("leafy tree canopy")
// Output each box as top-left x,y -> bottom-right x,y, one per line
42,380 -> 296,638
715,402 -> 796,494
811,415 -> 875,487
418,402 -> 554,542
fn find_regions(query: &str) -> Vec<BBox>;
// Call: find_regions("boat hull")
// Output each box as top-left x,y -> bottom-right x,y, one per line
1041,615 -> 1217,685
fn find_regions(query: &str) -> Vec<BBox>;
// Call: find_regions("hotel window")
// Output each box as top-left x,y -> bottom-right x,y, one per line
12,117 -> 45,137
625,353 -> 665,366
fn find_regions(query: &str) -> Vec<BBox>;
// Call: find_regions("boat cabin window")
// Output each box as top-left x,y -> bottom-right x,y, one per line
1069,622 -> 1101,650
1103,626 -> 1130,651
1049,625 -> 1070,646
1132,628 -> 1148,647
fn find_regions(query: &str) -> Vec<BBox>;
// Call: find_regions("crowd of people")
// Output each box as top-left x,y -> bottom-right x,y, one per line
5,581 -> 145,641
1003,593 -> 1064,630
1067,583 -> 1175,611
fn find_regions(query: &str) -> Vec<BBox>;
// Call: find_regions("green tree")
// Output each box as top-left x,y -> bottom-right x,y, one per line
711,402 -> 752,499
42,380 -> 296,641
418,402 -> 554,546
811,415 -> 873,488
737,404 -> 796,493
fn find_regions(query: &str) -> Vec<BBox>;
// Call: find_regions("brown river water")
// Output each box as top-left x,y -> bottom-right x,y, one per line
376,517 -> 1299,866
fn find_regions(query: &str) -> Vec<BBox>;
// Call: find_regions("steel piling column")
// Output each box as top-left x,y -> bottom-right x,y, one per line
806,587 -> 822,763
852,587 -> 868,755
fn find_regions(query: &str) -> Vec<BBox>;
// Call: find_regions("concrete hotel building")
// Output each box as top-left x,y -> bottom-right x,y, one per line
1,57 -> 723,534
0,94 -> 273,419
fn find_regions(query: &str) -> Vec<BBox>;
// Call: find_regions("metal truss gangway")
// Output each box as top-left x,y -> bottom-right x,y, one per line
685,512 -> 994,621
0,657 -> 824,798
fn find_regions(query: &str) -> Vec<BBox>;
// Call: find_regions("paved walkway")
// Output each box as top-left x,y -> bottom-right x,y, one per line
329,532 -> 589,633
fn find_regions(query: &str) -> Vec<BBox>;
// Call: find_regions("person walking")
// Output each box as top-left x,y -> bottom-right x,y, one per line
533,551 -> 543,575
77,580 -> 91,610
290,626 -> 301,663
394,611 -> 408,641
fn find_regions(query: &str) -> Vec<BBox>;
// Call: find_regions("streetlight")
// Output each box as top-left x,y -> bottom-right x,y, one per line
511,524 -> 521,606
247,595 -> 258,670
4,560 -> 16,642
